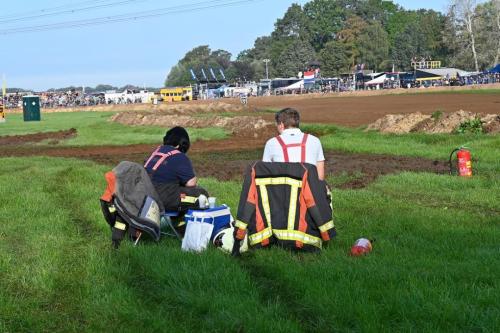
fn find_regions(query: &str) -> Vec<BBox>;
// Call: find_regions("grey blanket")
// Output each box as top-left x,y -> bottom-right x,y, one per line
113,161 -> 165,215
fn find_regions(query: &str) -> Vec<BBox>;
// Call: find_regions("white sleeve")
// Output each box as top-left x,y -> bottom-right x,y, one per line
262,139 -> 273,162
316,138 -> 325,162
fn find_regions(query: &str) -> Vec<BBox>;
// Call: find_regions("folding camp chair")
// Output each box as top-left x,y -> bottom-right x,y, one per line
100,161 -> 187,248
160,211 -> 184,240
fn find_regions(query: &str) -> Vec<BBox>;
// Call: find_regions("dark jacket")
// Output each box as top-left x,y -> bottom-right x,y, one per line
235,162 -> 336,251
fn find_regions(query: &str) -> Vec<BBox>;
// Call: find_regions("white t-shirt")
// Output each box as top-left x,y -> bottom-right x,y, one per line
262,128 -> 325,165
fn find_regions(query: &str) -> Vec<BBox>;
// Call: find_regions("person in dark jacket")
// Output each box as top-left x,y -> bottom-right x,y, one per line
144,126 -> 208,212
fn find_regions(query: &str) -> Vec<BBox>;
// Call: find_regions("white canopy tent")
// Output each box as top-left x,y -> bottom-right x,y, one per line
275,79 -> 304,91
364,74 -> 387,86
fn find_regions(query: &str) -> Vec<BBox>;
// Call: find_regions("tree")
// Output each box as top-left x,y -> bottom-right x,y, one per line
272,4 -> 310,41
303,0 -> 347,51
275,38 -> 316,77
474,1 -> 500,68
356,21 -> 390,71
337,15 -> 369,68
228,61 -> 256,81
165,46 -> 234,86
392,22 -> 428,70
319,41 -> 350,76
450,0 -> 480,72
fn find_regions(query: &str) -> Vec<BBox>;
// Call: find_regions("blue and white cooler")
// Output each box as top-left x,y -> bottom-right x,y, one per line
183,205 -> 233,240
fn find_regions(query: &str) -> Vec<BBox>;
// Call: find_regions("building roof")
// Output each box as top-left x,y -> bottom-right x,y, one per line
418,68 -> 469,78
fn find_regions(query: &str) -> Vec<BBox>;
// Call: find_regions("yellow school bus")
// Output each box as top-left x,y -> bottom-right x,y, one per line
160,86 -> 193,102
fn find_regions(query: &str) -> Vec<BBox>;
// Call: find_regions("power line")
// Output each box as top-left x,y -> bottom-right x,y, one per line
0,0 -> 123,20
0,0 -> 261,35
0,0 -> 148,24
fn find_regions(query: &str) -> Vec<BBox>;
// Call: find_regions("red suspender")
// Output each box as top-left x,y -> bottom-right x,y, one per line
144,146 -> 181,171
275,133 -> 309,163
300,133 -> 308,163
275,136 -> 289,162
144,146 -> 160,168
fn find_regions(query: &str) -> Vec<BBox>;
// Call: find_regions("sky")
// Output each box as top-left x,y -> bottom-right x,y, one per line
0,0 -> 454,91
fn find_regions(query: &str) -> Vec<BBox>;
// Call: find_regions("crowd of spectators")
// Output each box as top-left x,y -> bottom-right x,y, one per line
39,91 -> 106,108
2,90 -> 148,109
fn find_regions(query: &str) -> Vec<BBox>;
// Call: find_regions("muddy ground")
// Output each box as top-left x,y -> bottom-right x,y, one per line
0,130 -> 449,189
0,128 -> 77,145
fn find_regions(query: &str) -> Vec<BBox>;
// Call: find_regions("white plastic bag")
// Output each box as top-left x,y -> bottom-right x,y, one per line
181,219 -> 214,252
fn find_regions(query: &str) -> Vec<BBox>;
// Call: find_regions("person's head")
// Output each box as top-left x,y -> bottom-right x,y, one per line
163,126 -> 190,153
275,108 -> 300,133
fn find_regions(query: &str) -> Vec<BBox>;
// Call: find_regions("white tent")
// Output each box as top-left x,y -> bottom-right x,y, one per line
276,80 -> 304,91
365,74 -> 387,86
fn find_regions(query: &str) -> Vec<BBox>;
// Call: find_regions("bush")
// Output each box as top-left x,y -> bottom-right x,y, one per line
431,110 -> 443,120
456,117 -> 483,134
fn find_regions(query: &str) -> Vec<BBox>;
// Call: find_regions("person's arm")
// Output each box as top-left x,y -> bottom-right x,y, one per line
316,161 -> 325,181
185,176 -> 197,187
316,138 -> 326,181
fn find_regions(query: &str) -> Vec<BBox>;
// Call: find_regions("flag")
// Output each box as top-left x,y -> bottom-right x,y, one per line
201,68 -> 208,81
219,68 -> 226,81
209,68 -> 218,81
189,68 -> 198,81
303,71 -> 315,84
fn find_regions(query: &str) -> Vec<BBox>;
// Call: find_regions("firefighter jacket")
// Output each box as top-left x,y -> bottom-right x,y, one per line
235,162 -> 336,251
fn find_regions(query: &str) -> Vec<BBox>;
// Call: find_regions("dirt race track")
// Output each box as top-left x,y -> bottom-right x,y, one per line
7,85 -> 500,128
241,92 -> 500,127
3,89 -> 497,188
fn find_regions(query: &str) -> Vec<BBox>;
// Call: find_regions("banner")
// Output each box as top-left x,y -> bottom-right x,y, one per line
201,68 -> 208,81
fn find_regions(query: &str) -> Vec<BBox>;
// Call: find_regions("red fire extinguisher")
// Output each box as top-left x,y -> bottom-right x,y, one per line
449,147 -> 472,177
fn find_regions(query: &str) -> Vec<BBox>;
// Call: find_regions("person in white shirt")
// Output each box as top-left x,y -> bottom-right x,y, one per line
262,108 -> 325,180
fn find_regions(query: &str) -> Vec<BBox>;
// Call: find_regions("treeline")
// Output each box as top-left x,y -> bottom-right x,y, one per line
166,0 -> 500,86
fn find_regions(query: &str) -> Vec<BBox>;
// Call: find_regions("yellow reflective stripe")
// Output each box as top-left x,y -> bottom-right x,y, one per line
248,227 -> 273,245
273,229 -> 322,248
255,177 -> 302,188
181,196 -> 197,204
114,222 -> 126,231
287,184 -> 299,231
109,205 -> 116,213
259,185 -> 272,225
235,220 -> 248,230
318,220 -> 334,233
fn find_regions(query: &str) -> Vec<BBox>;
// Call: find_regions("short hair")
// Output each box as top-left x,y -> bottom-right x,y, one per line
275,108 -> 300,128
163,126 -> 190,153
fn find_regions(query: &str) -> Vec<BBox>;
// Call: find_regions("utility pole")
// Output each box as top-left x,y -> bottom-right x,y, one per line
263,59 -> 270,80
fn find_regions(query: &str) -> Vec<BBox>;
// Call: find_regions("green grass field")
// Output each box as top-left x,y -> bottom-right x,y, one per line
1,112 -> 499,332
0,112 -> 228,146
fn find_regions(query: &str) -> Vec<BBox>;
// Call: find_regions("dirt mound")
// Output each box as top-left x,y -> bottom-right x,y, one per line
481,114 -> 500,134
111,112 -> 273,138
0,128 -> 77,145
152,102 -> 247,115
367,111 -> 500,134
366,112 -> 431,134
412,110 -> 477,133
